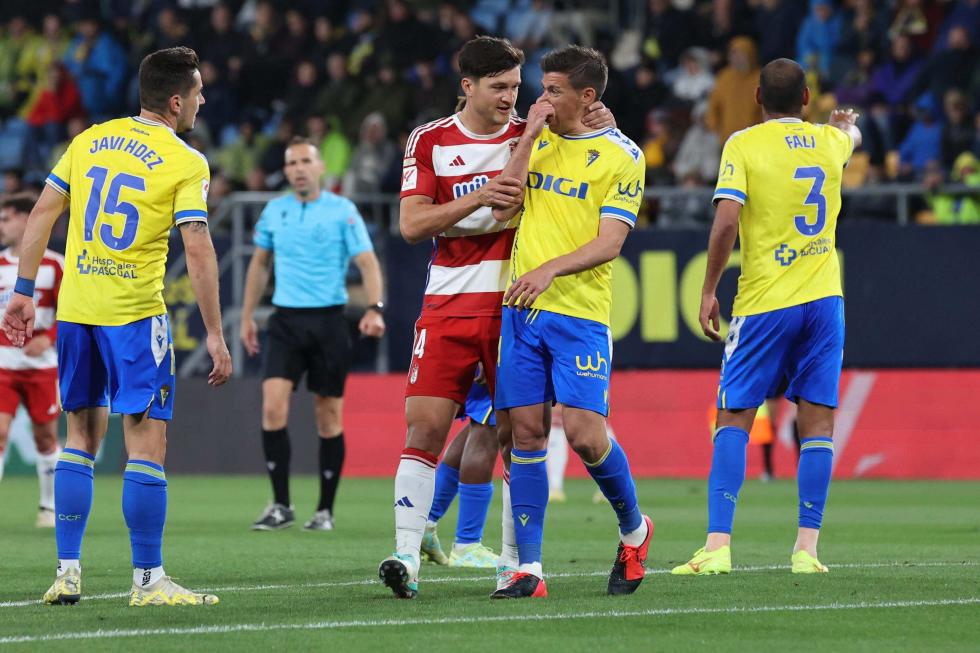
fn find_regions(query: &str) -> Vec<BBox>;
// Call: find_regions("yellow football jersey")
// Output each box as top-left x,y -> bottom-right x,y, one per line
509,126 -> 645,326
714,117 -> 853,316
46,116 -> 210,326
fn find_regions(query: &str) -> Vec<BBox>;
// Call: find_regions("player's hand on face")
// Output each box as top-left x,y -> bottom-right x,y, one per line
1,294 -> 35,347
526,98 -> 555,137
583,101 -> 615,129
240,317 -> 260,357
505,264 -> 556,310
23,334 -> 51,357
358,310 -> 385,338
477,176 -> 523,209
700,293 -> 722,342
830,108 -> 859,126
207,333 -> 232,386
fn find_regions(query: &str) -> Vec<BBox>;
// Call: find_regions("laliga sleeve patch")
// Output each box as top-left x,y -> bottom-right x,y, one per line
402,166 -> 418,192
201,179 -> 210,202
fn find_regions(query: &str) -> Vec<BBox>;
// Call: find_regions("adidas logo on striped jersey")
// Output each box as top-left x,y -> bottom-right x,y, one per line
448,155 -> 466,167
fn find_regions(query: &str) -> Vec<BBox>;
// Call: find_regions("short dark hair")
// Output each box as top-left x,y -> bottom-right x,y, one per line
541,45 -> 608,98
287,136 -> 317,149
458,36 -> 524,80
759,58 -> 806,114
138,47 -> 200,113
0,194 -> 36,215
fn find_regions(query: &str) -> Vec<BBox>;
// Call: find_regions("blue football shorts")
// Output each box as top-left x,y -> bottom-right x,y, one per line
717,296 -> 844,410
496,307 -> 611,416
57,314 -> 176,420
462,380 -> 496,426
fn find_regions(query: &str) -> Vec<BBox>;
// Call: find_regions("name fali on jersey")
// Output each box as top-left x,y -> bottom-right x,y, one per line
527,172 -> 589,199
88,133 -> 165,170
784,134 -> 816,150
76,249 -> 139,278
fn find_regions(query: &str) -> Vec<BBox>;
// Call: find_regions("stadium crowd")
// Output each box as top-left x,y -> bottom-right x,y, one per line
0,0 -> 978,225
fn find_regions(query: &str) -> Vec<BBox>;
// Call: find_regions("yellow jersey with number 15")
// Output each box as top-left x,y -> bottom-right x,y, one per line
713,117 -> 853,317
45,116 -> 210,326
509,126 -> 645,326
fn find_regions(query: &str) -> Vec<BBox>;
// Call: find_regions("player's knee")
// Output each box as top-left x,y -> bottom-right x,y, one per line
405,419 -> 445,457
262,402 -> 289,430
511,419 -> 547,450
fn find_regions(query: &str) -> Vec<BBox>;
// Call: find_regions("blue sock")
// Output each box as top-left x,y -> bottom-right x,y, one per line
54,448 -> 95,560
585,440 -> 642,534
798,437 -> 834,529
122,460 -> 168,569
427,462 -> 460,523
455,482 -> 494,544
707,426 -> 749,534
509,448 -> 548,565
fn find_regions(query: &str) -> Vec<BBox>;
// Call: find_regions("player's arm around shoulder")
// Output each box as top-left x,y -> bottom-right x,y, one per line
179,219 -> 232,386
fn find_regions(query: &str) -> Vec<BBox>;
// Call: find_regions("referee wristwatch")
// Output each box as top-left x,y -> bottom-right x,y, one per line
367,302 -> 385,314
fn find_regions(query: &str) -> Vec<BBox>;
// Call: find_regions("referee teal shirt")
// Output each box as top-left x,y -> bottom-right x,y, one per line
254,192 -> 373,308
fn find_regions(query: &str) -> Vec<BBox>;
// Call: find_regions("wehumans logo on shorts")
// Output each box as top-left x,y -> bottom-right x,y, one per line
575,351 -> 608,380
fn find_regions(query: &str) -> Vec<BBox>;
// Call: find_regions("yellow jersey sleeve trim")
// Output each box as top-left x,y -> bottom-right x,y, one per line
45,173 -> 70,197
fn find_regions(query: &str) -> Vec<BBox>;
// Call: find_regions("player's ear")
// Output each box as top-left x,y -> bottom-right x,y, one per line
755,86 -> 762,107
461,76 -> 473,98
802,86 -> 811,107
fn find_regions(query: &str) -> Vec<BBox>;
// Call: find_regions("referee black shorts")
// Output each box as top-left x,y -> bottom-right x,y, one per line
263,306 -> 351,397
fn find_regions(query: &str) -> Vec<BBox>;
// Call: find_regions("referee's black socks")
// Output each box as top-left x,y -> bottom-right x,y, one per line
262,428 -> 291,506
318,434 -> 345,513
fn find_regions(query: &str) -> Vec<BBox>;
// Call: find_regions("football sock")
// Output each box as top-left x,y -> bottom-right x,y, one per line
36,447 -> 59,511
455,481 -> 493,544
707,426 -> 749,534
262,427 -> 291,506
509,448 -> 548,575
427,461 -> 460,524
546,429 -> 568,493
499,473 -> 518,563
585,439 -> 643,537
122,460 -> 167,570
798,437 -> 834,529
317,433 -> 345,512
57,559 -> 80,573
394,448 -> 437,567
133,565 -> 165,588
54,448 -> 95,560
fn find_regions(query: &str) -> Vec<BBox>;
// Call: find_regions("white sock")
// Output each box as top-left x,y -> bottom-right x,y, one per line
621,518 -> 649,548
394,454 -> 436,569
546,427 -> 568,492
518,562 -> 543,579
426,519 -> 438,529
498,477 -> 518,565
36,447 -> 59,511
134,566 -> 165,588
453,541 -> 478,553
58,559 -> 80,573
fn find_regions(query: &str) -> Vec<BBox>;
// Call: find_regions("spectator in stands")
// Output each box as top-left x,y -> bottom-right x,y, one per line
197,60 -> 237,142
923,26 -> 977,106
643,0 -> 699,71
311,16 -> 355,62
24,63 -> 83,162
898,97 -> 942,179
835,48 -> 878,108
312,53 -> 363,137
673,101 -> 720,186
925,152 -> 979,224
641,109 -> 677,185
754,0 -> 808,65
216,118 -> 268,188
621,60 -> 668,144
280,9 -> 313,66
411,58 -> 459,125
201,3 -> 246,80
706,36 -> 761,143
888,0 -> 943,53
1,168 -> 24,194
941,90 -> 974,171
505,0 -> 553,53
283,60 -> 320,126
834,0 -> 889,79
152,6 -> 191,53
870,34 -> 924,107
14,13 -> 69,116
62,13 -> 127,122
797,0 -> 842,79
376,0 -> 436,68
354,60 -> 413,138
0,16 -> 33,119
238,0 -> 289,113
306,115 -> 351,191
259,119 -> 297,189
343,112 -> 396,196
48,115 -> 86,172
670,47 -> 714,105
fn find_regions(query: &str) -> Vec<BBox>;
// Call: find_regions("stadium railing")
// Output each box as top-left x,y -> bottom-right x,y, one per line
171,183 -> 977,377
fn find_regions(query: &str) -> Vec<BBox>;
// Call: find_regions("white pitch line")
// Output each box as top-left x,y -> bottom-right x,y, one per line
1,560 -> 976,609
1,597 -> 978,645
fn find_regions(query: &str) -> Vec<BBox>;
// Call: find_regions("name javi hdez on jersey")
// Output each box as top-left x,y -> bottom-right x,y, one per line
713,118 -> 853,316
45,116 -> 210,326
510,126 -> 645,326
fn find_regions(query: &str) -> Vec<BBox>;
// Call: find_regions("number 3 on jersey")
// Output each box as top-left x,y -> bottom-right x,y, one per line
84,165 -> 145,251
793,166 -> 826,236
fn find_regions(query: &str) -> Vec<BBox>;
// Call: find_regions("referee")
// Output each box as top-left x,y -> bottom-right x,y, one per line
241,137 -> 385,531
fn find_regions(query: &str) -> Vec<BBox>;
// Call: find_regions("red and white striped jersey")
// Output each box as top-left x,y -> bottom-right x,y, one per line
401,113 -> 526,317
0,249 -> 63,370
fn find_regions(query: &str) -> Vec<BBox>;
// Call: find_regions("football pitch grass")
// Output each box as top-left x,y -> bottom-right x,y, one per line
1,476 -> 978,652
